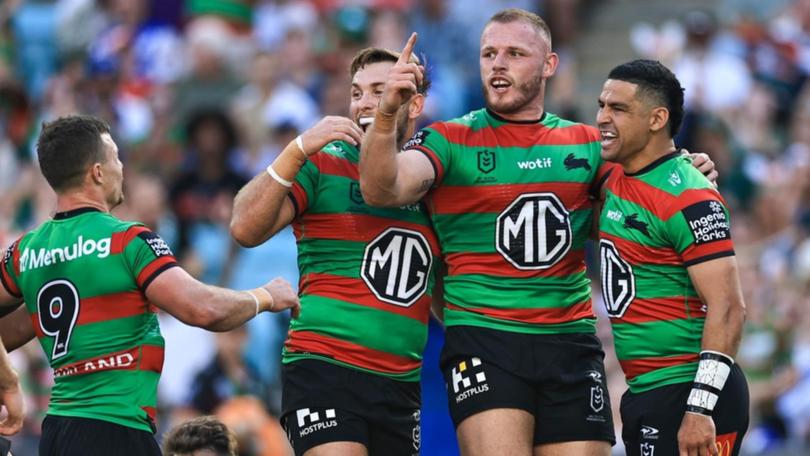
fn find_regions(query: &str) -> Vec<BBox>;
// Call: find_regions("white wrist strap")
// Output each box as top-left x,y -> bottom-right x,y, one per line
686,351 -> 734,416
266,164 -> 293,188
245,290 -> 260,317
295,135 -> 306,158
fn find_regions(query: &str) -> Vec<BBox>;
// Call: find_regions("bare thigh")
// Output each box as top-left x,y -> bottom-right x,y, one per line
457,408 -> 534,456
533,440 -> 611,456
304,441 -> 368,456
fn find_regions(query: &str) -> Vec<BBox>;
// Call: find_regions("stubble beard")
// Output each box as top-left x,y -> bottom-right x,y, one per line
483,73 -> 544,116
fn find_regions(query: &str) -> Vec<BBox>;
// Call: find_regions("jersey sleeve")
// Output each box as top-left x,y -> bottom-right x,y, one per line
1,239 -> 22,298
117,225 -> 179,291
663,189 -> 735,267
404,123 -> 452,187
289,154 -> 321,217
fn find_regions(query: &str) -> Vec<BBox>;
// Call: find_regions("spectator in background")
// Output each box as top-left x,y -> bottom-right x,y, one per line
169,108 -> 247,282
188,327 -> 268,415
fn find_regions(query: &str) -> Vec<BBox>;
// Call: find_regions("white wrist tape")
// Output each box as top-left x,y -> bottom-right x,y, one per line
686,351 -> 734,416
245,290 -> 260,317
266,164 -> 293,188
295,135 -> 306,158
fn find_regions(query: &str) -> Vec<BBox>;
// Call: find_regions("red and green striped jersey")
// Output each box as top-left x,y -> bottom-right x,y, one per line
1,208 -> 177,432
598,152 -> 735,393
284,141 -> 440,382
409,108 -> 613,334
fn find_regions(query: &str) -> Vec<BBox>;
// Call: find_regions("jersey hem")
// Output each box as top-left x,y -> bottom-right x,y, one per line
282,353 -> 420,382
45,410 -> 153,433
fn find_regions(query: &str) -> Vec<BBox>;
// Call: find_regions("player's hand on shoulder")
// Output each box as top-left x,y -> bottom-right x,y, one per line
678,412 -> 718,456
300,116 -> 363,155
261,277 -> 300,318
683,149 -> 719,185
379,32 -> 424,115
0,376 -> 24,436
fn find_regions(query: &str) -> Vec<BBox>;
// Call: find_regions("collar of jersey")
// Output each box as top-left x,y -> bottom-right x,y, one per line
624,150 -> 681,177
53,207 -> 102,220
485,108 -> 547,124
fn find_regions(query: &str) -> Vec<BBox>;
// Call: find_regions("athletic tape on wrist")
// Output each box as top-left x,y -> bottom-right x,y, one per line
686,351 -> 734,415
245,291 -> 260,317
266,164 -> 293,188
295,136 -> 306,159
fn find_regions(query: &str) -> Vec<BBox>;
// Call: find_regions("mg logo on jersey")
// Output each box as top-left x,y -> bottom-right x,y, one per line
641,442 -> 655,456
599,239 -> 635,318
496,193 -> 571,270
362,228 -> 432,307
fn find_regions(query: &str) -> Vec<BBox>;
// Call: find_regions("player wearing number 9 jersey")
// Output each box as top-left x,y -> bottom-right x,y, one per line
0,115 -> 301,456
597,60 -> 749,456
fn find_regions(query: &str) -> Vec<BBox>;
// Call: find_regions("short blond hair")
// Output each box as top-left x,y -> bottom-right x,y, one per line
487,8 -> 552,49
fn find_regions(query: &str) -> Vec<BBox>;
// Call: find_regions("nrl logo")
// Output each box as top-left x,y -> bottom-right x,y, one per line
590,385 -> 604,412
477,150 -> 496,173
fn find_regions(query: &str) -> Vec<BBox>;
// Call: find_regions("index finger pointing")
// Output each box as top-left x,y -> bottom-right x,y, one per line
398,32 -> 418,64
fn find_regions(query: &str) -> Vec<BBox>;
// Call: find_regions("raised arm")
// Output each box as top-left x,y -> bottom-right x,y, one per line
145,267 -> 300,332
231,116 -> 363,246
359,33 -> 435,207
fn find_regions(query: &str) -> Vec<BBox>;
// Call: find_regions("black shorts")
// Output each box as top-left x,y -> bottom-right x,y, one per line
281,359 -> 421,456
440,325 -> 615,445
620,364 -> 750,456
39,415 -> 161,456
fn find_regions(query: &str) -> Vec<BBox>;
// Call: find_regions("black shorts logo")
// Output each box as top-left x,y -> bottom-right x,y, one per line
496,193 -> 572,270
451,357 -> 489,403
682,200 -> 730,245
295,408 -> 338,437
138,231 -> 173,258
590,385 -> 605,412
362,228 -> 432,307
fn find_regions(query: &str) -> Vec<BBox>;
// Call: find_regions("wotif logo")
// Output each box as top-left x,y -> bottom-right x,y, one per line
517,157 -> 552,170
20,236 -> 111,272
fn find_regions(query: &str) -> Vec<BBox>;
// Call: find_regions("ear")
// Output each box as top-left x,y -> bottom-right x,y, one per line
408,93 -> 425,120
649,107 -> 670,134
542,52 -> 559,79
90,163 -> 104,185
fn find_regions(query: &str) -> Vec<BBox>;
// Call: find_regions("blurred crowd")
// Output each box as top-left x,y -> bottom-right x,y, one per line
1,0 -> 809,455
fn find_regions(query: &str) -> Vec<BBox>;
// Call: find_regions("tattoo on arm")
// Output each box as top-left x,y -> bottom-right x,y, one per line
417,179 -> 434,193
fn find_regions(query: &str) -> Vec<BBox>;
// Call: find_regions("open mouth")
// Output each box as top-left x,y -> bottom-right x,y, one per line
358,116 -> 374,132
489,77 -> 512,94
600,130 -> 617,148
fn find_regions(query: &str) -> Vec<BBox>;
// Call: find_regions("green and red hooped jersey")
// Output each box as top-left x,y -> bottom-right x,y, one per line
284,141 -> 440,382
408,108 -> 614,335
0,208 -> 177,432
598,152 -> 735,393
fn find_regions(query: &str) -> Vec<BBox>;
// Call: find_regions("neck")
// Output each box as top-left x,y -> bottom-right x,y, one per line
621,137 -> 677,175
56,191 -> 110,214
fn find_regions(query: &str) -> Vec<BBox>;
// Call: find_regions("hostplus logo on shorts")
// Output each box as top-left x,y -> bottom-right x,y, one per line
451,357 -> 489,403
296,408 -> 338,437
